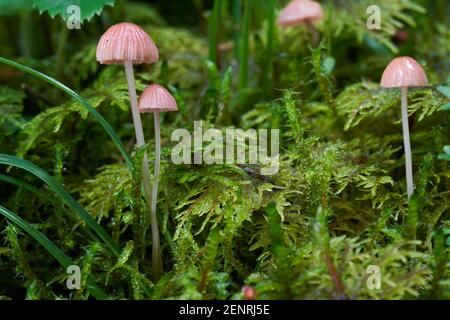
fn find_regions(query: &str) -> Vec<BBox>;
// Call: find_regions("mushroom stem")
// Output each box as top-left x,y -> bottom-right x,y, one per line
305,20 -> 320,47
124,61 -> 146,148
124,61 -> 162,275
401,86 -> 414,199
151,111 -> 162,277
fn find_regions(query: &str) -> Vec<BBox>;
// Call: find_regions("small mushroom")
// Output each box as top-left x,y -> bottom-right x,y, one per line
277,0 -> 324,46
96,22 -> 158,150
242,285 -> 257,300
96,22 -> 162,276
139,84 -> 178,275
380,56 -> 429,199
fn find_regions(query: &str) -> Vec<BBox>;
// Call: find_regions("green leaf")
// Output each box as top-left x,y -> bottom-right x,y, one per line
438,146 -> 450,161
437,85 -> 450,99
0,205 -> 108,299
32,0 -> 116,22
208,0 -> 222,64
322,56 -> 336,75
0,154 -> 121,257
444,228 -> 450,246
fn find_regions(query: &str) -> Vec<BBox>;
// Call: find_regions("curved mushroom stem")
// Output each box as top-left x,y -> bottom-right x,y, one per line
401,86 -> 414,199
124,61 -> 162,277
151,111 -> 162,278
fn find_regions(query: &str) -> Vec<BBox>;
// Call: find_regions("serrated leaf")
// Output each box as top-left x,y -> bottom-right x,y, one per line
32,0 -> 116,22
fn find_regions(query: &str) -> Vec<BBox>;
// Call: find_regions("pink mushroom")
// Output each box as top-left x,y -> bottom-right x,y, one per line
139,84 -> 178,276
242,285 -> 257,300
96,22 -> 162,277
380,56 -> 429,199
96,22 -> 158,65
277,0 -> 324,45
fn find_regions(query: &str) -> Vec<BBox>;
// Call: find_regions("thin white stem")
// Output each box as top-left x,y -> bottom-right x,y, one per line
151,112 -> 162,277
401,86 -> 414,199
124,62 -> 146,148
124,61 -> 161,277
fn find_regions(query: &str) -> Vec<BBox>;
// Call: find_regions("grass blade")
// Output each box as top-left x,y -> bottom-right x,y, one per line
0,56 -> 133,169
0,205 -> 108,299
238,0 -> 252,89
0,174 -> 103,244
209,0 -> 222,65
262,0 -> 275,94
325,0 -> 334,55
232,0 -> 242,59
0,154 -> 121,257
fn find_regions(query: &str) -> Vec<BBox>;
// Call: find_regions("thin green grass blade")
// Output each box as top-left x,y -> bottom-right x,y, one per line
0,205 -> 108,300
0,154 -> 121,257
0,174 -> 103,244
325,0 -> 334,55
262,0 -> 275,94
0,56 -> 133,169
232,0 -> 242,59
238,0 -> 251,89
209,0 -> 222,65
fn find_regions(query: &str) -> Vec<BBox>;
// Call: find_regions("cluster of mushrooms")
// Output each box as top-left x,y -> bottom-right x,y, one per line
94,1 -> 429,275
279,0 -> 429,200
96,22 -> 177,278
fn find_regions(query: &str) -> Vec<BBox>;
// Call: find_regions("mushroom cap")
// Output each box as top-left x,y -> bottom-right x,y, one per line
277,0 -> 324,28
380,57 -> 429,88
139,84 -> 178,113
96,22 -> 159,65
242,286 -> 257,300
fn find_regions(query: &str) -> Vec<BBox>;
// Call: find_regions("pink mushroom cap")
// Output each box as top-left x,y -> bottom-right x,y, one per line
139,84 -> 178,113
242,286 -> 257,300
277,0 -> 324,28
96,22 -> 159,65
380,57 -> 429,88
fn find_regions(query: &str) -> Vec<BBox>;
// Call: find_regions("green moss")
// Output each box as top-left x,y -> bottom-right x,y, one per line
0,0 -> 448,300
